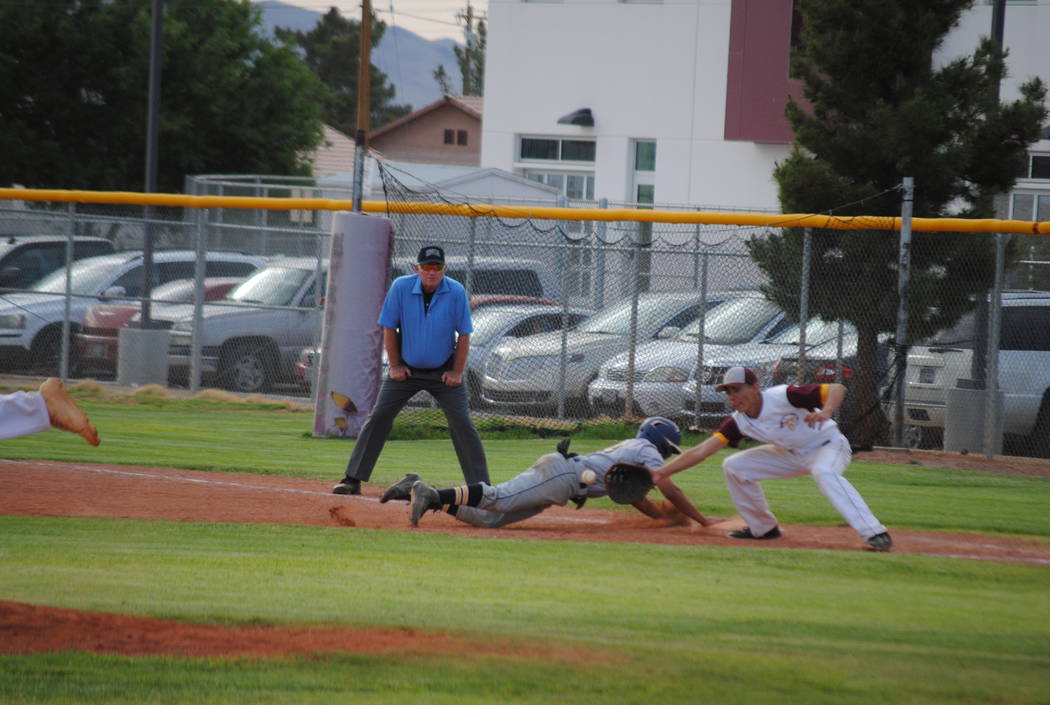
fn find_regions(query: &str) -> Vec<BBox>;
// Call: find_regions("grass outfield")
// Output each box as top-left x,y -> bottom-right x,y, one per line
1,393 -> 1049,703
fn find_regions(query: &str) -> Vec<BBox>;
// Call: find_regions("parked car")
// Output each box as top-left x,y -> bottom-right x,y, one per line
588,294 -> 790,420
0,250 -> 264,373
0,235 -> 115,291
769,326 -> 893,438
480,291 -> 728,416
391,256 -> 560,300
72,277 -> 248,377
166,258 -> 327,393
679,318 -> 849,428
293,297 -> 591,402
900,290 -> 1050,456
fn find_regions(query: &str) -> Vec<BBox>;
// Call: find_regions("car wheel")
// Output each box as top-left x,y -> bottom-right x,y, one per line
466,371 -> 483,408
220,343 -> 271,394
1030,395 -> 1050,459
30,325 -> 71,376
902,424 -> 925,450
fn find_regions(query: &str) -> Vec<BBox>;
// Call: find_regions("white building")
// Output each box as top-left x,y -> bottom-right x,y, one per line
480,0 -> 1050,217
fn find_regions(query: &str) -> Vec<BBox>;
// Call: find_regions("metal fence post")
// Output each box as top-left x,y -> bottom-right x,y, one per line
693,252 -> 710,423
594,198 -> 607,310
796,228 -> 813,384
189,207 -> 208,392
893,177 -> 915,447
984,231 -> 1007,459
60,202 -> 76,381
624,236 -> 643,418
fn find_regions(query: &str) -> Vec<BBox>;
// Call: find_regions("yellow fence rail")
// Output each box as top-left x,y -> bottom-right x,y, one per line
2,187 -> 1048,235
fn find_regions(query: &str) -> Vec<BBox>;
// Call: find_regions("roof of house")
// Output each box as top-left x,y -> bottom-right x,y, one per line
368,95 -> 483,141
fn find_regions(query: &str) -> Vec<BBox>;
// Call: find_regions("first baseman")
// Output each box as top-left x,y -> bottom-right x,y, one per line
383,417 -> 714,529
652,366 -> 892,551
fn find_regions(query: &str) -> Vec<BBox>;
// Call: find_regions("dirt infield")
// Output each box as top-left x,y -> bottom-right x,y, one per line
2,453 -> 1048,659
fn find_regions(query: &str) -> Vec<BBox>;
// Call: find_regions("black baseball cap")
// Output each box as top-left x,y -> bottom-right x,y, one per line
417,245 -> 445,265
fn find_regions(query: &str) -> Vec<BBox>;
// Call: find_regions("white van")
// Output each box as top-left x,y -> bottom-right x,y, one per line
901,290 -> 1050,456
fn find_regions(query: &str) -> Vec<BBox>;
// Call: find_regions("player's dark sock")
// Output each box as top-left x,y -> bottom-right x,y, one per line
437,484 -> 483,507
445,505 -> 459,517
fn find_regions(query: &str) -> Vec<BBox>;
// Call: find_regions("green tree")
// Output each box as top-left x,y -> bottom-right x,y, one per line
434,3 -> 486,97
276,8 -> 410,134
0,0 -> 327,192
749,0 -> 1046,445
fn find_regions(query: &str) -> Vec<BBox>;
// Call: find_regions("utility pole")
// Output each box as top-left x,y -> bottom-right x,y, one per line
142,0 -> 163,327
352,0 -> 373,212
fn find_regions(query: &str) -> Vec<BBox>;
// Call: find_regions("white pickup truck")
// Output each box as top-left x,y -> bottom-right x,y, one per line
901,290 -> 1050,457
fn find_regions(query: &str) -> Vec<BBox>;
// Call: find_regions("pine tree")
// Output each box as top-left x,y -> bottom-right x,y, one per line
276,8 -> 411,134
749,0 -> 1046,445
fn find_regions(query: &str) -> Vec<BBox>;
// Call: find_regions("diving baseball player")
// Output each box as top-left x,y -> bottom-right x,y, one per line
382,417 -> 714,529
652,366 -> 892,551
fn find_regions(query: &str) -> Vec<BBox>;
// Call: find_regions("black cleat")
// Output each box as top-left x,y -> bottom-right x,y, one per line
728,525 -> 782,540
332,478 -> 361,495
866,531 -> 893,552
380,473 -> 421,503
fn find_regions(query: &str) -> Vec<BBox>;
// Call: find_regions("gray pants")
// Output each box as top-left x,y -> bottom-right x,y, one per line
455,453 -> 583,528
344,371 -> 489,484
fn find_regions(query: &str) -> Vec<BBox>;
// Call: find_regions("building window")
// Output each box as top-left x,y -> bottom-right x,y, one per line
457,130 -> 468,146
444,129 -> 455,145
520,137 -> 596,163
1028,155 -> 1050,179
634,140 -> 656,172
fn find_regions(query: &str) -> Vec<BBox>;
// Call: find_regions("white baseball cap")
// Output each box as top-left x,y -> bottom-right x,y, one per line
715,366 -> 758,392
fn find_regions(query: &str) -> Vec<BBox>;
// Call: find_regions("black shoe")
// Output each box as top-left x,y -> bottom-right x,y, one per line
866,531 -> 893,552
409,481 -> 441,526
332,478 -> 361,495
728,526 -> 782,540
380,473 -> 420,503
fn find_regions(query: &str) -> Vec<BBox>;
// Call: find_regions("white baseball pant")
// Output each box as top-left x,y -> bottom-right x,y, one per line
722,434 -> 887,540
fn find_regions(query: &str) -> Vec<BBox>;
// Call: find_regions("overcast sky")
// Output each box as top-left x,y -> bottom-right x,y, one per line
257,1 -> 486,43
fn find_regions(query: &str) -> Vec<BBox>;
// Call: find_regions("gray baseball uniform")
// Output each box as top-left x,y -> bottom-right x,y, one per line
453,438 -> 664,528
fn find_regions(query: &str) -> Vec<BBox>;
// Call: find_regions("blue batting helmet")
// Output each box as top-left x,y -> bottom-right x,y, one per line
637,416 -> 682,459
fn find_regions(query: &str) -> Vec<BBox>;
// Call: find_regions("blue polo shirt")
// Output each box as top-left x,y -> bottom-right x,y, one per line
378,274 -> 473,369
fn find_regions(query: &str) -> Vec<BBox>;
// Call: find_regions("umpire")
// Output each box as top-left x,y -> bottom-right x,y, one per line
332,245 -> 490,495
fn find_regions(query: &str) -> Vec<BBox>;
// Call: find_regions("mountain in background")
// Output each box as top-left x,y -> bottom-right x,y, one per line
255,0 -> 459,113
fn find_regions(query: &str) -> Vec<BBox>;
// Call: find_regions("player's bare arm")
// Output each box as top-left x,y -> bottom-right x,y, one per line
443,333 -> 470,386
383,327 -> 409,381
654,477 -> 715,526
804,382 -> 847,428
650,434 -> 727,483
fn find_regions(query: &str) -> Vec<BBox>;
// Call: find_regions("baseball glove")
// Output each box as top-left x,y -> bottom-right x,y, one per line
604,462 -> 655,504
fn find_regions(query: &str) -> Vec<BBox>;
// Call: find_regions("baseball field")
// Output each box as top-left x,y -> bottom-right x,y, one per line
1,385 -> 1048,704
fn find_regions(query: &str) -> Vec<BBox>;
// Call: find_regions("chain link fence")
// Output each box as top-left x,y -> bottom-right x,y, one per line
1,176 -> 1049,458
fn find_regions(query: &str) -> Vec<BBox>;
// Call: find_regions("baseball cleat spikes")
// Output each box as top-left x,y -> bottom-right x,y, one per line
409,481 -> 441,527
380,472 -> 421,503
728,525 -> 782,540
865,531 -> 893,552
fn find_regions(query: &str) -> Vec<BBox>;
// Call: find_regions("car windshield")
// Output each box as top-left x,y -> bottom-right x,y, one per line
678,298 -> 781,344
32,258 -> 125,295
227,266 -> 312,307
771,319 -> 854,345
920,312 -> 976,347
580,297 -> 694,336
470,307 -> 541,346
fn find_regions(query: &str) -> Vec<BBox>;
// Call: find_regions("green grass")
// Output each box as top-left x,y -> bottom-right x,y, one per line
1,393 -> 1049,703
1,516 -> 1048,704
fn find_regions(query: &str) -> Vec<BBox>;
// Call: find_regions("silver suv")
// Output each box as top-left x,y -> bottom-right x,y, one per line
902,290 -> 1050,456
